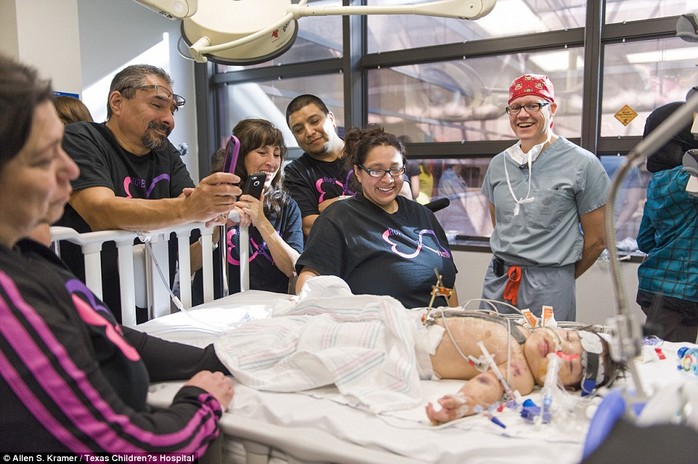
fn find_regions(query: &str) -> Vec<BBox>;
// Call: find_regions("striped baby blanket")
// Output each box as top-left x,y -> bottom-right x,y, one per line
214,277 -> 429,413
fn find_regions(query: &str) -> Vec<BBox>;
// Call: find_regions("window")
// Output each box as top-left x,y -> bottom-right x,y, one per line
215,74 -> 344,154
367,49 -> 584,143
601,37 -> 698,137
367,0 -> 586,52
202,0 -> 697,242
605,0 -> 693,23
599,155 -> 650,242
409,158 -> 494,239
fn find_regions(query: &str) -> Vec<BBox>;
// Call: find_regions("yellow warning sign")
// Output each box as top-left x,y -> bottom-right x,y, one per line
614,105 -> 638,126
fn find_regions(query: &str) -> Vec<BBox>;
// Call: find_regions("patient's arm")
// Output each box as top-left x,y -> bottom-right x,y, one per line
425,371 -> 503,424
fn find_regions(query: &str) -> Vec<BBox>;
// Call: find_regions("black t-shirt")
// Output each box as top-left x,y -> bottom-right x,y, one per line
283,153 -> 354,218
0,239 -> 225,452
224,198 -> 304,293
296,195 -> 457,308
56,122 -> 196,321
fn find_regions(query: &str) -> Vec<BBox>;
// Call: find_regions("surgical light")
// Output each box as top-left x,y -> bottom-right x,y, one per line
132,0 -> 496,65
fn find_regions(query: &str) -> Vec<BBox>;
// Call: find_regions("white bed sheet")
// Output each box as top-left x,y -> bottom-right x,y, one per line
140,291 -> 698,464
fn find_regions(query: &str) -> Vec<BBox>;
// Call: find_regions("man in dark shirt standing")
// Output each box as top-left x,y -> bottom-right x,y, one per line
284,94 -> 353,237
57,64 -> 240,322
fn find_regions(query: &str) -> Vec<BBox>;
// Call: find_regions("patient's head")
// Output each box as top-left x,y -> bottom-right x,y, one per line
523,327 -> 622,393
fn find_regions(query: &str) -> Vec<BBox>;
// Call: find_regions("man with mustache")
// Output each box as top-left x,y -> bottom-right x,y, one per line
57,64 -> 240,323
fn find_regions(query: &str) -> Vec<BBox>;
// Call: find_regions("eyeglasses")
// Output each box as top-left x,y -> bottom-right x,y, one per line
122,84 -> 186,109
356,164 -> 406,178
505,102 -> 550,115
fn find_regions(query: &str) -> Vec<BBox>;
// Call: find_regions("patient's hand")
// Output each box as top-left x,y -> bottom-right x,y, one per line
425,394 -> 471,425
185,370 -> 234,411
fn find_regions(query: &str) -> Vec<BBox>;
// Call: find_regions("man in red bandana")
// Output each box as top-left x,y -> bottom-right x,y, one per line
480,74 -> 610,321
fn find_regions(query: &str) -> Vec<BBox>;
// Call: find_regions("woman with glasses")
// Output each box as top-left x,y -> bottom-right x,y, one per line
0,54 -> 233,457
480,74 -> 610,321
294,125 -> 457,308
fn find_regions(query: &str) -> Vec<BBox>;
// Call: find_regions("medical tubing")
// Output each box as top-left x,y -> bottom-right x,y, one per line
461,297 -> 524,316
436,306 -> 514,388
437,307 -> 476,365
433,302 -> 525,393
502,149 -> 533,213
477,341 -> 516,401
141,236 -> 227,331
541,352 -> 561,423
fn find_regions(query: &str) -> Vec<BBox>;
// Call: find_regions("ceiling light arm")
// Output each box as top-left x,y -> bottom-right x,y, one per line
189,11 -> 295,62
287,0 -> 493,21
187,0 -> 495,63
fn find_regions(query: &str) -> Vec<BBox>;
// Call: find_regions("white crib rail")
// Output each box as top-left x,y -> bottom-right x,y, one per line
50,223 -> 219,327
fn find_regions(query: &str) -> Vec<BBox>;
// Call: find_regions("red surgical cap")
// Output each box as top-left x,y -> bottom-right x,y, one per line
508,74 -> 555,105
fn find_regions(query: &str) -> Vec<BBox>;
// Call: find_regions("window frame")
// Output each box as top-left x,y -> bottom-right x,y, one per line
195,1 -> 684,241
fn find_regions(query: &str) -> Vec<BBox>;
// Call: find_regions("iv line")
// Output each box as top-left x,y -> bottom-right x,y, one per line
140,234 -> 230,332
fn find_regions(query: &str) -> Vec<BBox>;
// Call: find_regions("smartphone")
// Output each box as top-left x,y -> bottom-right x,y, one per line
243,172 -> 266,199
223,135 -> 240,174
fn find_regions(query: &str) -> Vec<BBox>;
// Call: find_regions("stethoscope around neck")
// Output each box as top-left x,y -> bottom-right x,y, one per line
503,139 -> 548,216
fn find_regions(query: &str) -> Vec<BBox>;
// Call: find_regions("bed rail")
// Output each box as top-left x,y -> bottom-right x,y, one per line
50,223 -> 220,327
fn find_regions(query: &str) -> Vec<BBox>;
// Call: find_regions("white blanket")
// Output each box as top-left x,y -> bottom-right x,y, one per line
213,277 -> 434,413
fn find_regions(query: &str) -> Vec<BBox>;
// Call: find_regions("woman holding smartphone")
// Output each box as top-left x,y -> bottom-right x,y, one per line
205,118 -> 304,294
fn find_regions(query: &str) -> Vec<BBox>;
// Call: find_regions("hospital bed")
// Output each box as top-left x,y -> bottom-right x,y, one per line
50,223 -> 221,326
50,225 -> 698,464
139,290 -> 698,464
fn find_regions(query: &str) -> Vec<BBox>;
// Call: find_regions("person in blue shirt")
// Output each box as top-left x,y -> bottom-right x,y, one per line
637,88 -> 698,342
